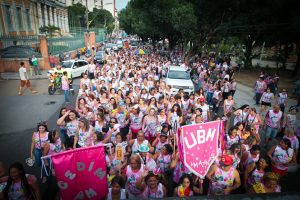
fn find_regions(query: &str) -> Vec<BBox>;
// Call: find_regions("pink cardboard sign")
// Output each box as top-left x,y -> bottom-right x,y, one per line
51,145 -> 108,200
181,120 -> 220,178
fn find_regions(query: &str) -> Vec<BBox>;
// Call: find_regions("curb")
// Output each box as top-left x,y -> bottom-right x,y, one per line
1,76 -> 48,80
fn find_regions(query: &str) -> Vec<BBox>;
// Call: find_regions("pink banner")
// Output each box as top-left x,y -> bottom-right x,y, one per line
181,121 -> 220,178
51,145 -> 108,200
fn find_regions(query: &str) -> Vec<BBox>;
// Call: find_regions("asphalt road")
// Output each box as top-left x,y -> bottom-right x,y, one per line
0,77 -> 299,198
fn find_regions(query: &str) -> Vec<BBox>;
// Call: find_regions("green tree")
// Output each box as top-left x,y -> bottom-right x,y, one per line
88,8 -> 115,34
39,25 -> 61,37
68,3 -> 86,27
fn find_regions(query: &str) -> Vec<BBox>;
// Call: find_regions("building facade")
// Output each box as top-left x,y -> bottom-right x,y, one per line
0,0 -> 69,37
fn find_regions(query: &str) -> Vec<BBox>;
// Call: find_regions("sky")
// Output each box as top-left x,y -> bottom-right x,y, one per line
116,0 -> 130,10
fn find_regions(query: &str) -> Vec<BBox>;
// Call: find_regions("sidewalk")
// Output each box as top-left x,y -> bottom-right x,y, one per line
0,70 -> 49,80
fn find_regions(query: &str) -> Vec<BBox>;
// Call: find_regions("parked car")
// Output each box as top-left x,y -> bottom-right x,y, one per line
130,40 -> 139,49
105,43 -> 113,53
112,44 -> 118,51
0,45 -> 41,58
116,40 -> 123,49
48,59 -> 88,79
163,66 -> 195,94
94,51 -> 105,64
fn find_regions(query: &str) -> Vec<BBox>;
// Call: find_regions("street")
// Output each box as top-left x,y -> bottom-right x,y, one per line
0,78 -> 80,198
0,75 -> 299,197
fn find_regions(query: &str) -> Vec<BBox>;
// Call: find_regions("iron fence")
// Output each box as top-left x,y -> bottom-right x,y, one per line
0,35 -> 39,49
47,36 -> 85,55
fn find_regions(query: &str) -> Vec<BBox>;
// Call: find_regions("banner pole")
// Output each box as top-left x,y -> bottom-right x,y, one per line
41,143 -> 113,160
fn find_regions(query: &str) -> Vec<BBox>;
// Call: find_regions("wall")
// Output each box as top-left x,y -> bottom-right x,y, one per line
0,58 -> 47,73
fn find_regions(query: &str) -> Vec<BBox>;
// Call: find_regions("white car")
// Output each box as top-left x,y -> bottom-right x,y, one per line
112,44 -> 118,51
49,59 -> 88,78
164,66 -> 195,94
116,40 -> 123,49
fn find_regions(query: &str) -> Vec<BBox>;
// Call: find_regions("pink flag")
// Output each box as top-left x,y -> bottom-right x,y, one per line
180,121 -> 220,178
51,145 -> 108,200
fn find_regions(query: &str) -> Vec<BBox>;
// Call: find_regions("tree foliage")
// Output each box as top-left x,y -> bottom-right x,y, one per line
88,8 -> 115,34
68,3 -> 86,27
119,0 -> 300,71
39,25 -> 61,37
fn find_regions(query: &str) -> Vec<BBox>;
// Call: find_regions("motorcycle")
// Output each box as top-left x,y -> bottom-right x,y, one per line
47,70 -> 62,95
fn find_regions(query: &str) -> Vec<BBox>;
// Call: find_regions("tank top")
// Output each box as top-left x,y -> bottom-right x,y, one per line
33,132 -> 49,149
116,111 -> 128,128
231,154 -> 241,169
155,140 -> 169,153
77,126 -> 94,147
106,155 -> 121,171
243,151 -> 260,169
107,188 -> 126,200
145,116 -> 157,137
261,92 -> 273,103
66,120 -> 79,137
132,139 -> 149,154
210,167 -> 235,194
94,120 -> 104,133
225,134 -> 240,150
61,75 -> 69,90
48,138 -> 62,155
130,113 -> 143,130
143,183 -> 164,199
157,154 -> 171,172
125,165 -> 144,195
255,81 -> 265,93
286,114 -> 297,131
170,112 -> 180,130
248,168 -> 264,186
224,100 -> 234,113
278,93 -> 287,104
7,174 -> 36,200
247,114 -> 259,132
266,110 -> 282,128
272,146 -> 293,170
157,115 -> 167,125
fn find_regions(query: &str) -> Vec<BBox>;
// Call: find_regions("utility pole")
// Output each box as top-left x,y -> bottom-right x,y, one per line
101,0 -> 103,9
85,0 -> 89,30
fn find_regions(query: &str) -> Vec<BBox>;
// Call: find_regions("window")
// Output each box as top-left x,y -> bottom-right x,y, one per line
16,7 -> 23,31
3,5 -> 13,32
168,70 -> 190,80
41,4 -> 45,26
25,9 -> 31,31
78,61 -> 88,67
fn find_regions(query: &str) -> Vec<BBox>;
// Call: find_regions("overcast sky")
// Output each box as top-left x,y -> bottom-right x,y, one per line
116,0 -> 130,10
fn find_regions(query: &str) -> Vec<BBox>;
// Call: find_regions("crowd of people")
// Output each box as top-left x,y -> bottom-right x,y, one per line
0,44 -> 299,199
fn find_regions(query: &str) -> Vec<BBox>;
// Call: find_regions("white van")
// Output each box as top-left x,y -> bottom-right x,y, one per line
164,66 -> 195,94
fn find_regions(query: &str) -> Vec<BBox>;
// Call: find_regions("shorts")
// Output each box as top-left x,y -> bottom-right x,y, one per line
20,80 -> 30,87
261,101 -> 271,106
265,126 -> 278,139
50,63 -> 55,67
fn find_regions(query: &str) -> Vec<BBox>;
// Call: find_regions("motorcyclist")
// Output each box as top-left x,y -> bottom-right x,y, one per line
53,65 -> 74,94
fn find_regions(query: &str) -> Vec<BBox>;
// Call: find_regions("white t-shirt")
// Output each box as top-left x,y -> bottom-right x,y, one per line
199,104 -> 209,121
19,67 -> 27,80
